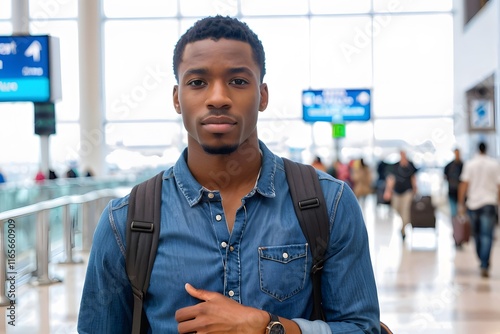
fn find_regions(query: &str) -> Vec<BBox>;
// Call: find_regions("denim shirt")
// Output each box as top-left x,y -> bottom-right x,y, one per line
78,141 -> 380,333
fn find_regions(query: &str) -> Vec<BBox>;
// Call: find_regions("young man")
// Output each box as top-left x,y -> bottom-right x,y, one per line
458,142 -> 500,278
78,16 -> 380,333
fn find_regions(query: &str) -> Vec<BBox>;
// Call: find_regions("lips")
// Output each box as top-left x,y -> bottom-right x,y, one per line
201,115 -> 237,133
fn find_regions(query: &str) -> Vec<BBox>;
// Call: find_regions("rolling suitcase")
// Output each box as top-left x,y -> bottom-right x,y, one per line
410,195 -> 436,228
452,214 -> 471,246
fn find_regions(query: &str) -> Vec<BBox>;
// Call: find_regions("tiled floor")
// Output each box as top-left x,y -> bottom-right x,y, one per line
1,195 -> 499,334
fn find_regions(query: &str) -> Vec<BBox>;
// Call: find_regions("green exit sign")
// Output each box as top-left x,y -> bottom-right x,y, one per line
332,123 -> 345,138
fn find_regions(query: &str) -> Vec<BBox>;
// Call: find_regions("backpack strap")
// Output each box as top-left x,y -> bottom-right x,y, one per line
283,158 -> 393,333
282,158 -> 330,321
126,172 -> 164,334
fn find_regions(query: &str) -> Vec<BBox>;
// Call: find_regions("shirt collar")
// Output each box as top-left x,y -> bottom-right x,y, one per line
172,140 -> 277,207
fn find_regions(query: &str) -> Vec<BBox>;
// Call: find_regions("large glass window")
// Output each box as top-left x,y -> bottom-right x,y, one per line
0,103 -> 40,166
103,0 -> 177,18
104,20 -> 179,122
373,0 -> 453,13
180,0 -> 238,17
0,22 -> 11,33
29,0 -> 78,20
243,17 -> 310,120
0,1 -> 456,178
372,14 -> 453,117
310,0 -> 371,15
310,16 -> 373,89
240,0 -> 308,15
374,117 -> 455,166
0,0 -> 11,19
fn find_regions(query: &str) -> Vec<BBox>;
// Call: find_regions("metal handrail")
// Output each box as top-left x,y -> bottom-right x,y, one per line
0,187 -> 129,306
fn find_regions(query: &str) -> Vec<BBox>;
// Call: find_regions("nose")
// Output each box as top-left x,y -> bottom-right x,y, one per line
205,80 -> 232,109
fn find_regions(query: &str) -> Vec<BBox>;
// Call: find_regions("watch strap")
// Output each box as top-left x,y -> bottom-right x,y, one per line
268,313 -> 280,323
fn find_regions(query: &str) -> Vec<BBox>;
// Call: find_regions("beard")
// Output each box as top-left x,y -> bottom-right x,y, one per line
201,143 -> 239,155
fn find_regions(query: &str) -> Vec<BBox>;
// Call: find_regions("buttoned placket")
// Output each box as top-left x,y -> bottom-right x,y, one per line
206,190 -> 243,303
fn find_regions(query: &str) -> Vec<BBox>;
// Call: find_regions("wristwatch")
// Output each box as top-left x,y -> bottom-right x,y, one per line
266,313 -> 285,334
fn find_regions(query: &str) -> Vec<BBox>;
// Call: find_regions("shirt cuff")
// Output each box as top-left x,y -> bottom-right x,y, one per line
292,318 -> 332,334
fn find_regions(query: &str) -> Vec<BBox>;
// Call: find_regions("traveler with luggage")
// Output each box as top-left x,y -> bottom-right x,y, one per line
78,15 -> 381,333
444,148 -> 463,218
458,142 -> 500,278
383,150 -> 418,241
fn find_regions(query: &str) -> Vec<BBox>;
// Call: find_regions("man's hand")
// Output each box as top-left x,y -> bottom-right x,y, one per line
175,283 -> 269,334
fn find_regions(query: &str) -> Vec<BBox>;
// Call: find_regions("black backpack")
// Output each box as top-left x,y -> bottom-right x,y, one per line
125,158 -> 392,334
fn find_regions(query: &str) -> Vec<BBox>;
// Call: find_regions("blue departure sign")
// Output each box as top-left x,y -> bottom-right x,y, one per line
0,35 -> 61,102
302,88 -> 371,123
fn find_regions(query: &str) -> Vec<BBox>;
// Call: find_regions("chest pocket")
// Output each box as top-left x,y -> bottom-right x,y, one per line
258,243 -> 308,302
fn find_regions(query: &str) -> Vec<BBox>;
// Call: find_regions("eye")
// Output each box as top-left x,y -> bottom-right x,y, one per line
229,78 -> 249,86
187,79 -> 206,87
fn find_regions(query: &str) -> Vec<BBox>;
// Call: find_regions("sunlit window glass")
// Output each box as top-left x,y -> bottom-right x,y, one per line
310,0 -> 371,14
0,0 -> 11,19
373,14 -> 453,117
29,0 -> 78,19
373,0 -> 453,13
310,16 -> 373,89
103,0 -> 177,18
0,103 -> 40,165
180,0 -> 238,17
374,118 -> 455,165
104,20 -> 179,121
243,17 -> 310,120
50,123 -> 82,166
0,22 -> 11,33
241,0 -> 308,15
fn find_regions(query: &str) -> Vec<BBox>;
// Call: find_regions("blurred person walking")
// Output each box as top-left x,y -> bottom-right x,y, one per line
352,158 -> 373,204
311,155 -> 327,172
383,150 -> 418,241
444,148 -> 463,218
458,142 -> 500,278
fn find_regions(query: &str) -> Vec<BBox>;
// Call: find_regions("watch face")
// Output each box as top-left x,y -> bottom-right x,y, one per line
270,322 -> 285,334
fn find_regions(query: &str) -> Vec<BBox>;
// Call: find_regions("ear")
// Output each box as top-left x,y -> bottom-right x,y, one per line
173,85 -> 181,114
258,83 -> 269,112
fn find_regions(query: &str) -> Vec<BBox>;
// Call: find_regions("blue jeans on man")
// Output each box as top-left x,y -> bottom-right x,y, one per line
468,205 -> 496,271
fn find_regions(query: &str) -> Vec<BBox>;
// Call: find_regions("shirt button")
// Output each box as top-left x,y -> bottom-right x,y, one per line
283,252 -> 289,259
228,290 -> 235,297
208,193 -> 214,199
221,242 -> 227,248
229,246 -> 234,252
215,214 -> 222,221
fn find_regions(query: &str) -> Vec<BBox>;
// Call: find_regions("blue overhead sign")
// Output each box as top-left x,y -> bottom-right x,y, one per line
0,35 -> 61,102
302,88 -> 371,123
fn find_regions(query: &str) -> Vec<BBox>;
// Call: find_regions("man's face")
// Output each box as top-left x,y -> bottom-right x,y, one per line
173,38 -> 268,155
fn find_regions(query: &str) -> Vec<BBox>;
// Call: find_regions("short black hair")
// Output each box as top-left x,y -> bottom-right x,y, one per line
479,142 -> 487,153
173,15 -> 266,83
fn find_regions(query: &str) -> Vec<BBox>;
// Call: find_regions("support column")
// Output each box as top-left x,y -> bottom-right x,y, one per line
11,0 -> 29,34
78,0 -> 105,176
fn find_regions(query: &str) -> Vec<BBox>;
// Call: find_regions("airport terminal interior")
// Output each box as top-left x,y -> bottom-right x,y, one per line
1,0 -> 500,333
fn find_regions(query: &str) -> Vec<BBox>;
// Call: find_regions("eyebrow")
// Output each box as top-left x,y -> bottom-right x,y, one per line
183,66 -> 255,77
